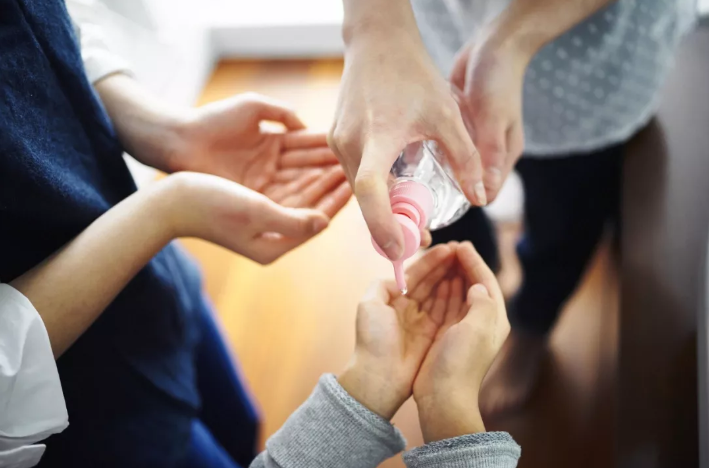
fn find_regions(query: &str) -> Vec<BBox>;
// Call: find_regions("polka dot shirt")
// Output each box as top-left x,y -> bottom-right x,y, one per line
410,0 -> 698,157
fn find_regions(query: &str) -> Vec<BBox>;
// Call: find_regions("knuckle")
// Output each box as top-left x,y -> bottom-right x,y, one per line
478,134 -> 505,156
253,196 -> 273,213
354,171 -> 378,196
330,126 -> 354,150
438,101 -> 457,121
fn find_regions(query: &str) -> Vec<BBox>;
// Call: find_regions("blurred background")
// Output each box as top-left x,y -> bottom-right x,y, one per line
72,1 -> 709,466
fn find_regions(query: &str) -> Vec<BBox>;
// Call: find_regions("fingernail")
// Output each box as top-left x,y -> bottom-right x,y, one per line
485,167 -> 502,191
382,240 -> 403,261
311,217 -> 329,233
473,181 -> 487,206
472,283 -> 489,295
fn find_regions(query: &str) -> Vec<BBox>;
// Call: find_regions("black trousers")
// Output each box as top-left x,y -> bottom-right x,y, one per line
432,144 -> 623,335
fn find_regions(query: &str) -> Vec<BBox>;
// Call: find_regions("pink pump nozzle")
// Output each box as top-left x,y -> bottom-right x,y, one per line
372,181 -> 434,294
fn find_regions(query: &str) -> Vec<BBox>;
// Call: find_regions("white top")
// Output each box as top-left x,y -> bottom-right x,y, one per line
411,0 -> 698,156
0,3 -> 129,467
0,285 -> 68,468
66,0 -> 133,84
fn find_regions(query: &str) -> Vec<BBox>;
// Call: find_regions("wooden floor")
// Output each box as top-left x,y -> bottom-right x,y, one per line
182,59 -> 619,468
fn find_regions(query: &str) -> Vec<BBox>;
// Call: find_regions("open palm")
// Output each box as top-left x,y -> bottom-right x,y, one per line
342,244 -> 462,418
178,93 -> 351,218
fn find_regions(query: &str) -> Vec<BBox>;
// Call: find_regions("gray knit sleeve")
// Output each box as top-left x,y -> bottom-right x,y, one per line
402,432 -> 521,468
250,374 -> 406,468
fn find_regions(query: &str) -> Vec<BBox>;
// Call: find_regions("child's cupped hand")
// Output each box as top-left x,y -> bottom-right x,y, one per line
338,242 -> 509,427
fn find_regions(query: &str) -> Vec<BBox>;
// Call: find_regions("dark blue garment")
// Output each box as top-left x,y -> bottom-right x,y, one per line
0,0 -> 256,466
432,144 -> 623,335
179,295 -> 261,468
194,297 -> 260,468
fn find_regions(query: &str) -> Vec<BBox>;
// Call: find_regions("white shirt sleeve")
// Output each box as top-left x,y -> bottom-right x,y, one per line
65,0 -> 133,84
0,285 -> 68,468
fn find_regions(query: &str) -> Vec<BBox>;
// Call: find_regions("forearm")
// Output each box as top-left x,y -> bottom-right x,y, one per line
489,0 -> 615,59
256,374 -> 406,468
10,181 -> 176,357
94,73 -> 189,173
251,374 -> 519,468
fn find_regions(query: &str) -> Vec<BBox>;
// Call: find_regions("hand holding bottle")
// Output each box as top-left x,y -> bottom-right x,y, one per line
329,0 -> 485,263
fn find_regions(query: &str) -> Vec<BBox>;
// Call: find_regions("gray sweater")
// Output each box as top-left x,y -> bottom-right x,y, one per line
250,374 -> 521,467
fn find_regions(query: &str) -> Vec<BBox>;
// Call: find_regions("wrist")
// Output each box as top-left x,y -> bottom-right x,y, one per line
416,391 -> 485,443
154,109 -> 200,174
342,0 -> 421,50
152,173 -> 199,241
338,358 -> 410,420
483,4 -> 561,62
94,73 -> 194,174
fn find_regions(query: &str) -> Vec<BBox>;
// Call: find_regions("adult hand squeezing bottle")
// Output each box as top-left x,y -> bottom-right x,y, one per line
372,88 -> 474,294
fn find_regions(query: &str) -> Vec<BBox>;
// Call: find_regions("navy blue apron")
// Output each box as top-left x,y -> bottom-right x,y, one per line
0,1 -> 204,465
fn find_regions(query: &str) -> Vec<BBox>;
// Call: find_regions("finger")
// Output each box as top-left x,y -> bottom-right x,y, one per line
242,140 -> 280,191
450,44 -> 471,92
327,122 -> 359,188
280,147 -> 339,168
472,116 -> 508,203
257,200 -> 330,238
456,242 -> 503,305
434,106 -> 486,207
356,139 -> 406,260
446,275 -> 464,323
420,229 -> 432,248
506,121 -> 525,171
460,283 -> 498,329
467,283 -> 490,302
282,130 -> 329,150
251,95 -> 306,130
247,212 -> 329,264
267,169 -> 323,203
409,253 -> 456,303
430,280 -> 450,326
481,122 -> 524,204
492,121 -> 525,202
315,180 -> 353,219
273,167 -> 311,183
286,166 -> 346,208
404,244 -> 454,292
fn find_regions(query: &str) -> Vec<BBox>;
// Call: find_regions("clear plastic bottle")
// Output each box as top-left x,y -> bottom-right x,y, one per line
372,86 -> 474,293
388,85 -> 473,230
389,139 -> 470,230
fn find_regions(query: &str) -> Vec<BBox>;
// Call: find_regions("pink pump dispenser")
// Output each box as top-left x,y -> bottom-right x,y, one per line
372,180 -> 434,294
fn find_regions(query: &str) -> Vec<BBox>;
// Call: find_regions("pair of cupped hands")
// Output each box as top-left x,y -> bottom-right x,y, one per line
151,91 -> 509,441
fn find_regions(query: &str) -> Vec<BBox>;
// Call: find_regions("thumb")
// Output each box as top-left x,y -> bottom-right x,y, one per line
461,283 -> 496,327
356,138 -> 405,260
466,283 -> 490,304
258,200 -> 329,238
